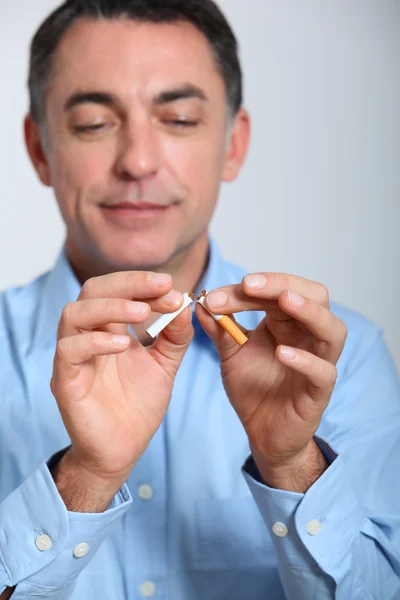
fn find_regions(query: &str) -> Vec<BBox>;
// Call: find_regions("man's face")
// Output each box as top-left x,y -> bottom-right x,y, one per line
40,18 -> 240,270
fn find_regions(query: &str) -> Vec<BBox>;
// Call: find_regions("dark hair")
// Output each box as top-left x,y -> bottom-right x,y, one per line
28,0 -> 243,126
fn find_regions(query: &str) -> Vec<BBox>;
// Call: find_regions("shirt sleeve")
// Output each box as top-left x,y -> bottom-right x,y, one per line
242,326 -> 400,600
0,450 -> 132,599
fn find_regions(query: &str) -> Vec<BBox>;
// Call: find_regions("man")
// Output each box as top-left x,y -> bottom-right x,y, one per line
0,0 -> 399,598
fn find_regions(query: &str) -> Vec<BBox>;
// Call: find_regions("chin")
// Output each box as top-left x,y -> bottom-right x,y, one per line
98,236 -> 178,271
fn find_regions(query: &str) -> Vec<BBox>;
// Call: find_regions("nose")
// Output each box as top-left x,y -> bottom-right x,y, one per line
115,119 -> 161,181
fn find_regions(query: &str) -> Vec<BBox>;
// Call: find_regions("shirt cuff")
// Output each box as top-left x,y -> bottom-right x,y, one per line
0,458 -> 132,590
242,437 -> 365,574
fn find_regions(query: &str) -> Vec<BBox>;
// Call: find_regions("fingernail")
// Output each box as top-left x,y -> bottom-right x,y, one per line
279,345 -> 296,359
161,290 -> 183,307
206,291 -> 228,310
288,291 -> 304,307
127,301 -> 149,316
112,334 -> 130,347
244,274 -> 267,290
149,273 -> 171,286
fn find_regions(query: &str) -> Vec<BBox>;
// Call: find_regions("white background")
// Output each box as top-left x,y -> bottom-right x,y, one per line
1,0 -> 399,368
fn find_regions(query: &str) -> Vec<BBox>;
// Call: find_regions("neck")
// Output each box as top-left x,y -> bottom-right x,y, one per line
66,233 -> 210,344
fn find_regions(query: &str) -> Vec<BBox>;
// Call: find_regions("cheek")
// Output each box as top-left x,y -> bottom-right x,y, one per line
47,140 -> 115,227
163,131 -> 226,204
53,145 -> 113,189
48,144 -> 115,220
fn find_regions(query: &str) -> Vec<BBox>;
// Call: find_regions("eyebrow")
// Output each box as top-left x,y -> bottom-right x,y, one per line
63,84 -> 208,112
64,92 -> 115,111
153,84 -> 208,105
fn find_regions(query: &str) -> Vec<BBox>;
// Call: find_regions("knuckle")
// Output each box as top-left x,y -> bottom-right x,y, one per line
308,300 -> 321,319
339,323 -> 348,343
86,331 -> 95,348
102,297 -> 114,313
314,338 -> 330,356
324,363 -> 337,386
319,283 -> 330,303
61,302 -> 75,323
87,331 -> 105,351
86,331 -> 98,348
126,271 -> 138,289
81,277 -> 96,298
56,337 -> 70,359
49,376 -> 56,396
126,271 -> 141,294
279,274 -> 291,290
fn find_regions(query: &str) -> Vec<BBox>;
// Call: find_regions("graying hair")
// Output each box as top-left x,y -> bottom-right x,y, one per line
28,0 -> 243,133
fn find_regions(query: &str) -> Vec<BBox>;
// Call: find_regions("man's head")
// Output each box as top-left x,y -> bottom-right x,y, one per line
25,0 -> 250,275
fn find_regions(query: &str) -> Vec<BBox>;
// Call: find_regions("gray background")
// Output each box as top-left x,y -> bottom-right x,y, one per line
1,0 -> 399,368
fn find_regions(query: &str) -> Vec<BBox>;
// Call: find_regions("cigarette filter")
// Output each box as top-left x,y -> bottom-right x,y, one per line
197,295 -> 248,346
146,293 -> 194,338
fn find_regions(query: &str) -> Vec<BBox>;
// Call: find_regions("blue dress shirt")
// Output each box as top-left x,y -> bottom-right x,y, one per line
0,239 -> 399,599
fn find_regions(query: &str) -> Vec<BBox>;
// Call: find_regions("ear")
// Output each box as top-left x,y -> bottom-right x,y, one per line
24,114 -> 52,187
222,107 -> 251,183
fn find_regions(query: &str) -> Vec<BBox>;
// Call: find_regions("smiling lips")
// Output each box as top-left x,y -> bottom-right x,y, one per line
99,202 -> 173,227
103,202 -> 169,209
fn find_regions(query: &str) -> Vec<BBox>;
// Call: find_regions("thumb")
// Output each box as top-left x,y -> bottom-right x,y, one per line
148,307 -> 194,378
195,302 -> 248,362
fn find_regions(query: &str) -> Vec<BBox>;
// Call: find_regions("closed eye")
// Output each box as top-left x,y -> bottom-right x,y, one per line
166,119 -> 199,128
74,123 -> 106,133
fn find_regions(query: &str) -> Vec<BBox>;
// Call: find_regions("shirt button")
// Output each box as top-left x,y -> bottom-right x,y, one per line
140,581 -> 156,597
73,542 -> 89,558
138,484 -> 154,500
35,534 -> 52,551
307,519 -> 322,535
272,522 -> 288,537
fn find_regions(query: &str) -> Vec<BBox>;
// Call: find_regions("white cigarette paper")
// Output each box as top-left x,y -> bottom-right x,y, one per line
146,293 -> 194,338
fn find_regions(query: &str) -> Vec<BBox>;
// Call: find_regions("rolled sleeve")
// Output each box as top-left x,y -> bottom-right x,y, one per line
0,460 -> 132,594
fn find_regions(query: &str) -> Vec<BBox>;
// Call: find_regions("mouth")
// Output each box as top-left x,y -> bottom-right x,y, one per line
102,202 -> 170,210
99,201 -> 175,228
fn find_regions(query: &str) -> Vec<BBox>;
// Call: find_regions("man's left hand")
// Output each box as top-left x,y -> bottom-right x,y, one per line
195,273 -> 348,492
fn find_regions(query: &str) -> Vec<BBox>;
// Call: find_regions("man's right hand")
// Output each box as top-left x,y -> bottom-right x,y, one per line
50,271 -> 193,509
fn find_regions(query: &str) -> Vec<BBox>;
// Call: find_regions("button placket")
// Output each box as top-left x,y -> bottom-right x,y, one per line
140,581 -> 156,597
73,542 -> 90,558
138,484 -> 154,500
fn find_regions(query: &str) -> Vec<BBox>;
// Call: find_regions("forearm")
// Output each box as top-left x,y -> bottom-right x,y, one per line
252,439 -> 329,493
51,451 -> 122,513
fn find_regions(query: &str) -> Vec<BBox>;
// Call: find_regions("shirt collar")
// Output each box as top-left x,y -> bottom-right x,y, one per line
32,237 -> 232,348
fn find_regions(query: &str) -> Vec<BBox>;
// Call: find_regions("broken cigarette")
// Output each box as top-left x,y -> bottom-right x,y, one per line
146,292 -> 194,338
197,291 -> 248,346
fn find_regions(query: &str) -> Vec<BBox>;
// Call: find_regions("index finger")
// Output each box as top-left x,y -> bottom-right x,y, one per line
205,273 -> 330,314
78,271 -> 173,301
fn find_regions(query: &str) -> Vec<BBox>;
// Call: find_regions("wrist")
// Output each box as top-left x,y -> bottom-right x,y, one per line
251,440 -> 329,493
51,450 -> 125,513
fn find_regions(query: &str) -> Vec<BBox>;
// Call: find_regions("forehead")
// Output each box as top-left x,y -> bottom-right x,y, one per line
50,18 -> 224,101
